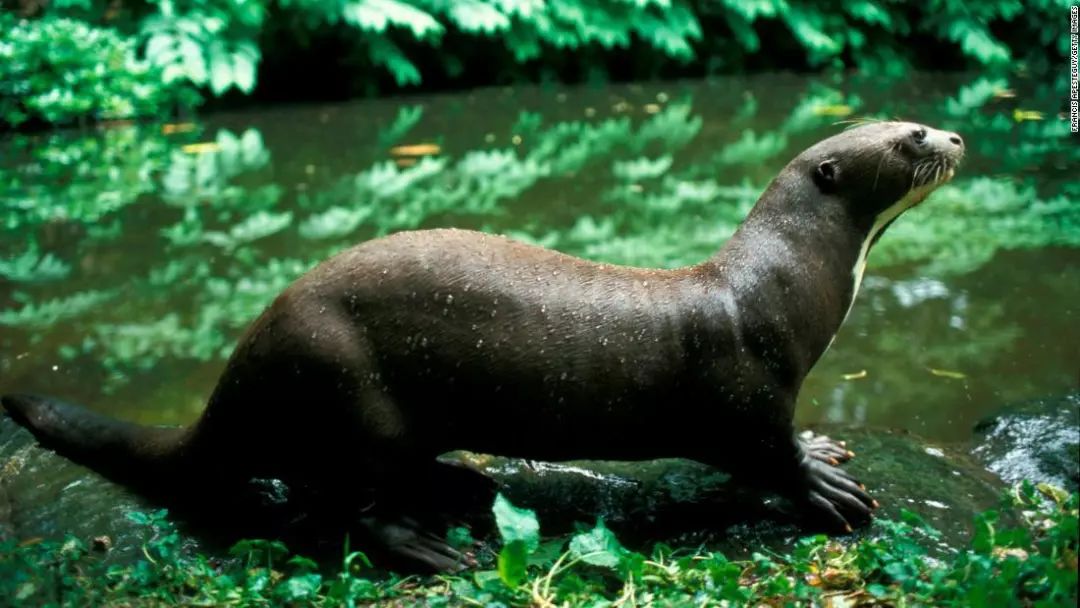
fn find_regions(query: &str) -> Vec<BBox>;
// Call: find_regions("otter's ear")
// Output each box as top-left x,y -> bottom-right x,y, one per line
814,159 -> 838,193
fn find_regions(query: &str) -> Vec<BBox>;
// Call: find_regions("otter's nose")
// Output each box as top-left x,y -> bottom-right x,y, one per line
947,132 -> 963,148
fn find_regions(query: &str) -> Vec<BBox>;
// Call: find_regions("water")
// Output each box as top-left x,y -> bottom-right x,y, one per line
1,72 -> 1077,441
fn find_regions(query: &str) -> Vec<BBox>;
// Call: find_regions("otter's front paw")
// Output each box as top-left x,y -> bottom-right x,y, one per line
799,430 -> 855,465
799,458 -> 878,533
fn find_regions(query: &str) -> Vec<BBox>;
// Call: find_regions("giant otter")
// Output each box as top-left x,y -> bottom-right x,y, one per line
3,121 -> 964,571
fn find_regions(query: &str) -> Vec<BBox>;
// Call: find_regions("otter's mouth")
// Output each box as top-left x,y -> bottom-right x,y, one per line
912,152 -> 961,189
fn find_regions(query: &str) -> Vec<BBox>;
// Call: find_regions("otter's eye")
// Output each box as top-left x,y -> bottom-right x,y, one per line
911,128 -> 927,144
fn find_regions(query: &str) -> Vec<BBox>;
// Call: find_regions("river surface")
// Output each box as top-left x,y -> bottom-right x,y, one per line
1,72 -> 1077,442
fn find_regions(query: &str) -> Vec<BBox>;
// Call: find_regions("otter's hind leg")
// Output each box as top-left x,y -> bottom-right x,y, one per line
322,387 -> 488,572
357,456 -> 496,571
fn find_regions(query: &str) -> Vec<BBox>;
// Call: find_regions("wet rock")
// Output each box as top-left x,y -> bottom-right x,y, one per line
2,417 -> 1006,562
836,427 -> 1009,548
0,417 -> 157,561
972,392 -> 1079,491
458,425 -> 1005,555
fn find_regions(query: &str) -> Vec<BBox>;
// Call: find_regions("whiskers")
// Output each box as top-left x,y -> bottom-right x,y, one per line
910,154 -> 957,190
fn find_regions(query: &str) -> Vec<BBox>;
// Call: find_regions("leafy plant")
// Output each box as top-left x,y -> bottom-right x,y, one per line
2,485 -> 1074,606
0,13 -> 188,128
3,0 -> 1070,127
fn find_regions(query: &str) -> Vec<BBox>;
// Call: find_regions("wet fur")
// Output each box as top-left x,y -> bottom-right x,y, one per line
2,121 -> 964,571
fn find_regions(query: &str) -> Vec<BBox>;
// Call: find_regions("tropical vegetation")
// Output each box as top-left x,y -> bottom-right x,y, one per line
2,484 -> 1076,606
1,0 -> 1071,128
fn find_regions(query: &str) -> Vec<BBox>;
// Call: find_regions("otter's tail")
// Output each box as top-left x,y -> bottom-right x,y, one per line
1,393 -> 188,485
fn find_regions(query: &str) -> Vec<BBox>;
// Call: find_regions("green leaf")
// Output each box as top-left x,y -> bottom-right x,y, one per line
527,538 -> 566,567
209,48 -> 233,95
867,582 -> 890,597
378,105 -> 424,148
287,555 -> 319,571
343,0 -> 444,39
448,0 -> 511,34
233,52 -> 256,94
0,243 -> 70,282
492,493 -> 540,552
203,210 -> 293,248
276,573 -> 322,600
366,36 -> 422,86
568,519 -> 624,569
447,526 -> 476,550
0,289 -> 118,328
298,206 -> 372,240
972,510 -> 998,555
844,0 -> 892,27
178,36 -> 207,84
125,511 -> 151,525
612,155 -> 673,181
497,539 -> 528,587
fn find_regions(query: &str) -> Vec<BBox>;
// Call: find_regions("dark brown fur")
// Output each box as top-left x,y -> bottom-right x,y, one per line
3,121 -> 964,571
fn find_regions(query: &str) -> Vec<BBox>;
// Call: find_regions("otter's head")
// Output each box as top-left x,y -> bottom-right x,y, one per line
801,121 -> 964,229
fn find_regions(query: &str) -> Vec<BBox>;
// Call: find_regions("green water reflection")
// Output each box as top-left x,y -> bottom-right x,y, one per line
1,73 -> 1077,441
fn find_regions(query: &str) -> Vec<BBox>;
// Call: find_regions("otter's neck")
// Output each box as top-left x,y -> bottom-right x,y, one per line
705,178 -> 871,382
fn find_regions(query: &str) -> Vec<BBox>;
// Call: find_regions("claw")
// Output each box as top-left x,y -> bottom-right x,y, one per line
799,457 -> 876,533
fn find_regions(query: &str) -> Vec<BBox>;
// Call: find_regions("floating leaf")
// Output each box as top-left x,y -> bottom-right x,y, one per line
209,45 -> 233,95
390,143 -> 440,156
927,367 -> 966,380
1012,109 -> 1044,122
811,104 -> 854,117
181,142 -> 221,154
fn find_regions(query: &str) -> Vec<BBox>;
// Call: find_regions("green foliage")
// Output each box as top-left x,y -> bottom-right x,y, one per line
493,493 -> 541,586
1,486 -> 1075,606
0,13 -> 186,128
2,0 -> 1069,127
141,0 -> 263,95
0,289 -> 118,329
377,104 -> 424,148
0,242 -> 71,283
1,73 -> 1075,392
567,519 -> 626,569
875,178 -> 1080,276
